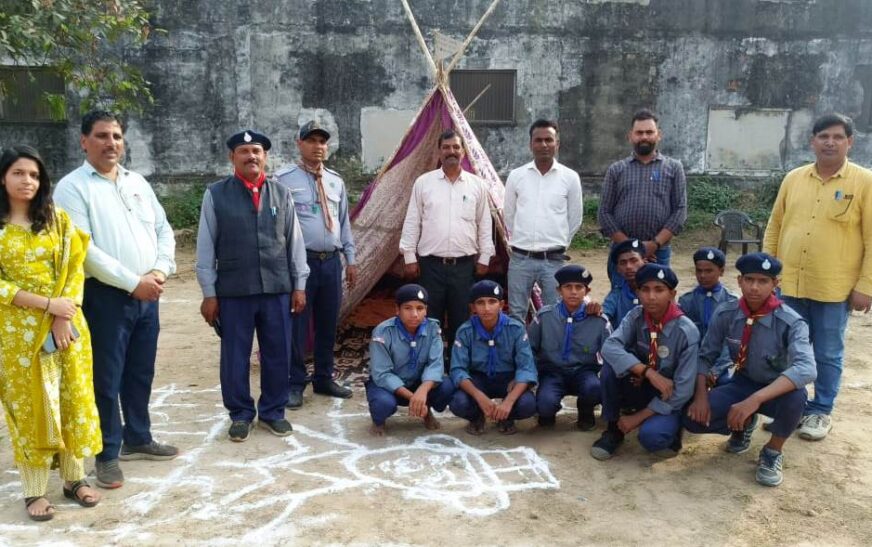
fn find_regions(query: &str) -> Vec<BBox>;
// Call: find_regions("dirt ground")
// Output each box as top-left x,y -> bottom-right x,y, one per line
1,241 -> 871,546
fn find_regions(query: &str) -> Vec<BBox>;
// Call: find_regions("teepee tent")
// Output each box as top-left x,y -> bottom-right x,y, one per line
339,0 -> 510,323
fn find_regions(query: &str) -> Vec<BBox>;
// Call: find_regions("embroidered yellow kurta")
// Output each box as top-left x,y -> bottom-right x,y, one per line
0,209 -> 102,468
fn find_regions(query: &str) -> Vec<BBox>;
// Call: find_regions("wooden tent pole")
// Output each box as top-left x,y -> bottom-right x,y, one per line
462,83 -> 492,115
400,0 -> 438,77
445,0 -> 502,74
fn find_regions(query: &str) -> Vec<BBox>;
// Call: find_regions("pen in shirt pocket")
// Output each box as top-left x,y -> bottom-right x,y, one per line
271,206 -> 277,217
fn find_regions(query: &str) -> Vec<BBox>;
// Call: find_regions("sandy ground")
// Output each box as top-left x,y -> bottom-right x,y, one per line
1,241 -> 871,546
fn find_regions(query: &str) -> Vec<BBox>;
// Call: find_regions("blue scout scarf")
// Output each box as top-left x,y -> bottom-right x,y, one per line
557,301 -> 587,362
394,316 -> 427,371
693,283 -> 723,331
470,312 -> 509,376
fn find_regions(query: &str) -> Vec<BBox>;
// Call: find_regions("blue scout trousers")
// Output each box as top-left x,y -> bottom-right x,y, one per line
83,279 -> 159,462
219,294 -> 291,423
682,373 -> 807,438
291,253 -> 342,391
536,368 -> 601,418
449,371 -> 537,422
365,377 -> 457,426
600,362 -> 681,452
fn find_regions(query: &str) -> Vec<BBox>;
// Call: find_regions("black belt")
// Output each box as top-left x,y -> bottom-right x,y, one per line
306,249 -> 340,261
421,255 -> 475,266
511,246 -> 566,260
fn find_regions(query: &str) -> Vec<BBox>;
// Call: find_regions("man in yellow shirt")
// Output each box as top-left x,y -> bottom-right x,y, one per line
763,113 -> 872,441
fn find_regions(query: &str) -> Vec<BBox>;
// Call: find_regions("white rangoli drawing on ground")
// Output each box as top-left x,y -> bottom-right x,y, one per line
0,384 -> 560,543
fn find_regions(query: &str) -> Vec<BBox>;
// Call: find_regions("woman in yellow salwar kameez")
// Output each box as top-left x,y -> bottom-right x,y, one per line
0,146 -> 102,521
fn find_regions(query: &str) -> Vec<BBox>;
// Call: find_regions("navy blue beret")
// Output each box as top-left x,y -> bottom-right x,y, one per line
693,247 -> 726,268
226,129 -> 272,151
635,263 -> 679,290
736,252 -> 782,277
469,280 -> 504,303
554,264 -> 593,286
395,284 -> 428,306
610,238 -> 645,263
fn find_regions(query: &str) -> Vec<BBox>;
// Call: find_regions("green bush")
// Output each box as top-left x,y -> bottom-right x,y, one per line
160,183 -> 206,230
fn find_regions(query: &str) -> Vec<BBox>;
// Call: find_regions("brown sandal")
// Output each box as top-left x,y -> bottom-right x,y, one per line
24,496 -> 55,521
63,479 -> 100,508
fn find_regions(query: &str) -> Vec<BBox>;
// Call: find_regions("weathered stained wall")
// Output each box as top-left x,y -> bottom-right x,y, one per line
2,0 -> 872,182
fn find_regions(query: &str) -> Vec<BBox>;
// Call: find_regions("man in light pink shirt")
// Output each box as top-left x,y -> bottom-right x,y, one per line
400,130 -> 495,360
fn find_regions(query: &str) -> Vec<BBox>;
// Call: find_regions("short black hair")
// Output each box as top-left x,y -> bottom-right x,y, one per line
438,129 -> 463,147
812,113 -> 853,138
631,108 -> 658,127
529,119 -> 559,139
81,110 -> 124,136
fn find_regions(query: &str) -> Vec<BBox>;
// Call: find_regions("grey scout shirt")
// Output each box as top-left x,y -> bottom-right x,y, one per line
598,152 -> 688,242
602,306 -> 700,415
450,317 -> 539,387
275,164 -> 356,264
698,300 -> 816,388
529,303 -> 611,374
369,317 -> 445,393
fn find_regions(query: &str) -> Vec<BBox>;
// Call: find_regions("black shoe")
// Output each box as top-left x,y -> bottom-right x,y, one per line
286,390 -> 303,410
576,406 -> 596,431
590,430 -> 624,460
228,421 -> 253,442
313,381 -> 352,399
120,440 -> 179,461
538,416 -> 556,427
259,418 -> 293,437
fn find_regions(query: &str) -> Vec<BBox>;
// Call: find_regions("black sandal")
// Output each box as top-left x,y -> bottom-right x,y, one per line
63,479 -> 100,508
24,496 -> 55,521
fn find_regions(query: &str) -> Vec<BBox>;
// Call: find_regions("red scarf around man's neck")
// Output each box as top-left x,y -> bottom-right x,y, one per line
234,169 -> 267,210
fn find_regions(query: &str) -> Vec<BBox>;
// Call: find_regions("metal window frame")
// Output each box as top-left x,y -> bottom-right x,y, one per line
449,69 -> 517,126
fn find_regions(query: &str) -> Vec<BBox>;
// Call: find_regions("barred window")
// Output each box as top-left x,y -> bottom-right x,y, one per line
858,65 -> 872,132
0,67 -> 66,123
450,69 -> 516,125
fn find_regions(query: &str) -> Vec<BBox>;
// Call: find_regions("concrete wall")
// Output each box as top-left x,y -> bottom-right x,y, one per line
2,0 -> 872,183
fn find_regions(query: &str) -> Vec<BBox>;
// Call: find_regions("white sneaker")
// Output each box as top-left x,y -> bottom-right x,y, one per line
798,414 -> 831,441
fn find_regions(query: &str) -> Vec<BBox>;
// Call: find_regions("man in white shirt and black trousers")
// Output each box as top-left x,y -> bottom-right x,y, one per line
400,129 -> 495,363
504,119 -> 583,322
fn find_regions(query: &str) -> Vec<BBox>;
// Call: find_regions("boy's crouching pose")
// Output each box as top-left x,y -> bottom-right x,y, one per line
683,253 -> 816,487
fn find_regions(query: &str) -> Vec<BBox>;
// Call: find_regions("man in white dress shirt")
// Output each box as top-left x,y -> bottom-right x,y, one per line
504,119 -> 583,321
399,129 -> 495,358
54,111 -> 178,490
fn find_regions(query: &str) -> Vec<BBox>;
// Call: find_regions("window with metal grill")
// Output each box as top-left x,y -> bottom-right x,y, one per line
0,67 -> 66,123
858,65 -> 872,132
449,69 -> 516,125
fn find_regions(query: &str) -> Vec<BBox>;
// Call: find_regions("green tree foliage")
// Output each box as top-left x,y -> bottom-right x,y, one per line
0,0 -> 155,113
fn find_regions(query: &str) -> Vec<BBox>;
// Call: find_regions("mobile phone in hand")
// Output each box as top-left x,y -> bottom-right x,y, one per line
42,325 -> 81,353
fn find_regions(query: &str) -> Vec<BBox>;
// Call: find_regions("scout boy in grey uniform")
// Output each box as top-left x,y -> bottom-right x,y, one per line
530,264 -> 610,431
684,253 -> 816,487
449,280 -> 538,435
365,284 -> 455,436
678,246 -> 737,385
592,264 -> 699,460
603,238 -> 645,328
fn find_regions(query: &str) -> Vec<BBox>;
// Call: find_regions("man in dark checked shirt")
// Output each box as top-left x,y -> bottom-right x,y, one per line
598,109 -> 687,285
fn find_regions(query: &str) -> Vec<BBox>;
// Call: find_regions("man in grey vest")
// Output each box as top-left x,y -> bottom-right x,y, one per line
196,130 -> 309,442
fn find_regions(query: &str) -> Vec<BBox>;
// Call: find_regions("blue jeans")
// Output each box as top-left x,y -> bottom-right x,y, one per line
365,378 -> 456,425
607,244 -> 671,289
507,252 -> 564,322
83,279 -> 159,461
291,254 -> 342,391
781,296 -> 849,416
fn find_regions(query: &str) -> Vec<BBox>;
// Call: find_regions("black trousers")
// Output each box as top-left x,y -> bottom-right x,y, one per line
418,257 -> 475,352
